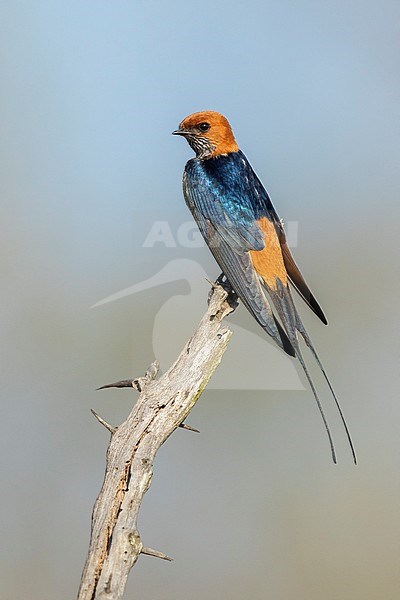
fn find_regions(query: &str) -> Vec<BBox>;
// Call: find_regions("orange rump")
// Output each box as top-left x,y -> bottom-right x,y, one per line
249,217 -> 288,289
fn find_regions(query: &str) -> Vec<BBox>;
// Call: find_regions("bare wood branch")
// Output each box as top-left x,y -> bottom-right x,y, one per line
78,283 -> 237,600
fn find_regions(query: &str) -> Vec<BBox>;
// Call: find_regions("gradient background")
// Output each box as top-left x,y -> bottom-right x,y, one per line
1,2 -> 399,599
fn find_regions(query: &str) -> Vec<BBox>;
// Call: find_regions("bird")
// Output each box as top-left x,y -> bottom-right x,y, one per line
173,110 -> 356,464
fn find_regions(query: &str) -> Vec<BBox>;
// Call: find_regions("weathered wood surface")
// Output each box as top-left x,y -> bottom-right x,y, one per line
78,283 -> 237,599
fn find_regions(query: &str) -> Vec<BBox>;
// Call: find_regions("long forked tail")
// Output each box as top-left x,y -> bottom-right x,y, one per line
267,280 -> 356,464
295,346 -> 337,464
297,324 -> 357,464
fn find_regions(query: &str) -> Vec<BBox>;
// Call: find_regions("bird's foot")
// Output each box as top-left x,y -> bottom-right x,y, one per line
207,272 -> 238,308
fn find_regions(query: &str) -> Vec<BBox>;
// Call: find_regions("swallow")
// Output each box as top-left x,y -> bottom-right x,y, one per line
173,110 -> 356,464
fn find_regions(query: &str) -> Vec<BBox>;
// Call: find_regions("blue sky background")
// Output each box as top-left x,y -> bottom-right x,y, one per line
1,2 -> 399,599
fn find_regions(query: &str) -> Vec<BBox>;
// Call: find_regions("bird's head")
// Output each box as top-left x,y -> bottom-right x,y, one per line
173,110 -> 239,159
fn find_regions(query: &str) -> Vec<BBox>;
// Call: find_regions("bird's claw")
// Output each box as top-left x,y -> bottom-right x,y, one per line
207,272 -> 238,307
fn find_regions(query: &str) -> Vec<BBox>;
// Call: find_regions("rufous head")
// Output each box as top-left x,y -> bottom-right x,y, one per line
173,110 -> 239,159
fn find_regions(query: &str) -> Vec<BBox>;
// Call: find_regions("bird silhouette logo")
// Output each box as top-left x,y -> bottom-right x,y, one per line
92,258 -> 303,391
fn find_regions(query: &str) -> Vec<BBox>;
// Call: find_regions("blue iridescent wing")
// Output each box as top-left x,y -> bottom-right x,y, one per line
183,157 -> 265,253
183,170 -> 295,355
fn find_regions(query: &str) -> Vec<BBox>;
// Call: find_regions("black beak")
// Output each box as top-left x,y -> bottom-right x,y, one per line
172,129 -> 190,136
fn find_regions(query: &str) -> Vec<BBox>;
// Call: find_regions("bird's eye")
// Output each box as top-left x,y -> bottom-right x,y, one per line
198,122 -> 210,132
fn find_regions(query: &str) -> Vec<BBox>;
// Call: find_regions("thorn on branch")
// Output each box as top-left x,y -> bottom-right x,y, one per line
91,409 -> 117,434
97,379 -> 136,391
141,547 -> 173,562
96,361 -> 160,393
179,422 -> 200,433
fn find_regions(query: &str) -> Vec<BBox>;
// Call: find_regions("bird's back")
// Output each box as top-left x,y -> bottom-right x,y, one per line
183,150 -> 268,220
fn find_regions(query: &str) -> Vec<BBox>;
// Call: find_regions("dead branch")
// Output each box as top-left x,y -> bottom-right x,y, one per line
78,282 -> 237,600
